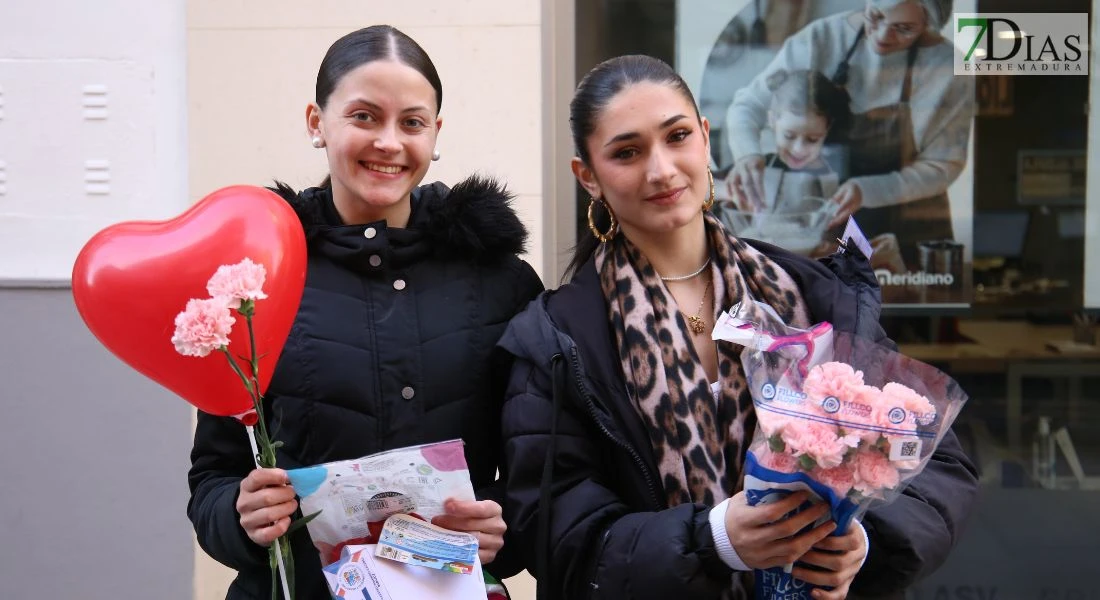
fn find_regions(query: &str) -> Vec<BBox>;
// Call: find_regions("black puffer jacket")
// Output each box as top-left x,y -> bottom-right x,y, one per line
497,240 -> 979,600
188,176 -> 544,600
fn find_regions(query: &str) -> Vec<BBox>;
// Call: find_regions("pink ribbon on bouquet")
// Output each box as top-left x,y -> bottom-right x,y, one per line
712,305 -> 835,378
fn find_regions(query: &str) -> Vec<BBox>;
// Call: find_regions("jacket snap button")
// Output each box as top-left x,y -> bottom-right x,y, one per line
364,227 -> 377,239
369,255 -> 382,267
393,279 -> 406,291
401,386 -> 415,400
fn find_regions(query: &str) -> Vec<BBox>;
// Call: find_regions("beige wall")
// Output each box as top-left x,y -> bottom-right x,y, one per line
187,0 -> 550,276
187,1 -> 574,598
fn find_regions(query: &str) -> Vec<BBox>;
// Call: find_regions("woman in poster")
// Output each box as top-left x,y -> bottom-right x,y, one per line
726,0 -> 973,271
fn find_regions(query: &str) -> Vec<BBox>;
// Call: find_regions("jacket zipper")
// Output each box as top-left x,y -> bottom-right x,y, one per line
567,347 -> 662,509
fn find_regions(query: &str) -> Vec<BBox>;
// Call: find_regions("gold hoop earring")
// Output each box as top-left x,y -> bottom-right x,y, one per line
703,168 -> 716,212
587,196 -> 619,243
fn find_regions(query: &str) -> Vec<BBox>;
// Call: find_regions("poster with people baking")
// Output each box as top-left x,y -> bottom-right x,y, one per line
677,0 -> 976,307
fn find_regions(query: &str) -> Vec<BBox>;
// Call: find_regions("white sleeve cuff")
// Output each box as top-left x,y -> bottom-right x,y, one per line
709,499 -> 751,571
855,519 -> 870,569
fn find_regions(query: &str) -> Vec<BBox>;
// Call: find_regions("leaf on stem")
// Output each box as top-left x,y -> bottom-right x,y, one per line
286,510 -> 323,536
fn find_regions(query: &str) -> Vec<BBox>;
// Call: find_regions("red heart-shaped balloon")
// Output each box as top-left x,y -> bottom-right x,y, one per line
72,185 -> 307,420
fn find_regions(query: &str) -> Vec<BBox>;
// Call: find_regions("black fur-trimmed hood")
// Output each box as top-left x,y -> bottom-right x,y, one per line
268,174 -> 529,260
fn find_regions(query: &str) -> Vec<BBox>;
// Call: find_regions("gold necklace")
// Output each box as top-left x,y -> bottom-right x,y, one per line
684,274 -> 712,335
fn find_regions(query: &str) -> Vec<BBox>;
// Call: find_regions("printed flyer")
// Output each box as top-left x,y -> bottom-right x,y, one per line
286,439 -> 478,567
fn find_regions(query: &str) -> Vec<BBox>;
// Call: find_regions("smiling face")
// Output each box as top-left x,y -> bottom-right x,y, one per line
307,59 -> 441,225
769,109 -> 829,169
572,81 -> 711,242
863,0 -> 928,55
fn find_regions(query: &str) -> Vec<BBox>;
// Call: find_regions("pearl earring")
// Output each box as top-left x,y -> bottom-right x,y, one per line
312,137 -> 324,148
431,150 -> 441,161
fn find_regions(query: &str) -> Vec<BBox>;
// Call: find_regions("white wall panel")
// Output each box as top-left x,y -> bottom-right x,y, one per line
0,1 -> 188,282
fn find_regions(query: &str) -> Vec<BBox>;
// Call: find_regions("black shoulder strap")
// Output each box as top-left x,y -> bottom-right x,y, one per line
832,27 -> 865,86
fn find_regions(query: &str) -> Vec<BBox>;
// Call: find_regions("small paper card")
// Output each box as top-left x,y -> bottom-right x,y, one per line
841,216 -> 874,259
324,543 -> 487,600
375,513 -> 479,574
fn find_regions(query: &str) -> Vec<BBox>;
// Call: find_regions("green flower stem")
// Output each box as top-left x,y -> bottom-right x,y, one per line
244,311 -> 295,599
219,349 -> 274,460
244,313 -> 276,467
219,305 -> 297,600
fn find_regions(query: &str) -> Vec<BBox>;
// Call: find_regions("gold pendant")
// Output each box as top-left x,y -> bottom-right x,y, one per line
687,315 -> 705,334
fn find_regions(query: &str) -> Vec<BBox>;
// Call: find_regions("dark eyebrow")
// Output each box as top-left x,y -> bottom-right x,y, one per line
347,99 -> 431,113
603,114 -> 689,147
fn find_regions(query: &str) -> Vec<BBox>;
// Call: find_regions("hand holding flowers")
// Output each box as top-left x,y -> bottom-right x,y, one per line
793,524 -> 866,600
172,258 -> 316,600
237,468 -> 299,547
724,490 -> 836,570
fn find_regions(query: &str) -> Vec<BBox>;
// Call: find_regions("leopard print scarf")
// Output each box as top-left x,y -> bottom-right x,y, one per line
595,214 -> 811,508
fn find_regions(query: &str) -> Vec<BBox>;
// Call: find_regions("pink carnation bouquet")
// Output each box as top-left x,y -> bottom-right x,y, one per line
172,258 -> 317,600
713,300 -> 967,600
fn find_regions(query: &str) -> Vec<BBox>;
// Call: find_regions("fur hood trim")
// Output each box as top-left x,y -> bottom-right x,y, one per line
268,174 -> 528,259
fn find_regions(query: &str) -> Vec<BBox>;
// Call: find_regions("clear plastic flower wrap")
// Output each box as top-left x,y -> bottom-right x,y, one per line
712,300 -> 968,600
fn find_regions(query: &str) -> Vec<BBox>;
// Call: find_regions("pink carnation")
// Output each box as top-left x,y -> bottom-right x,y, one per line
171,297 -> 235,357
811,464 -> 856,498
850,450 -> 900,497
780,420 -> 858,470
755,447 -> 800,474
860,383 -> 937,449
881,382 -> 937,426
206,258 -> 268,309
838,384 -> 888,443
803,361 -> 864,403
756,408 -> 797,438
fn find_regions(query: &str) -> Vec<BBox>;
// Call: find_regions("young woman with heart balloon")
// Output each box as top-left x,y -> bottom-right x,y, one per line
186,25 -> 543,600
